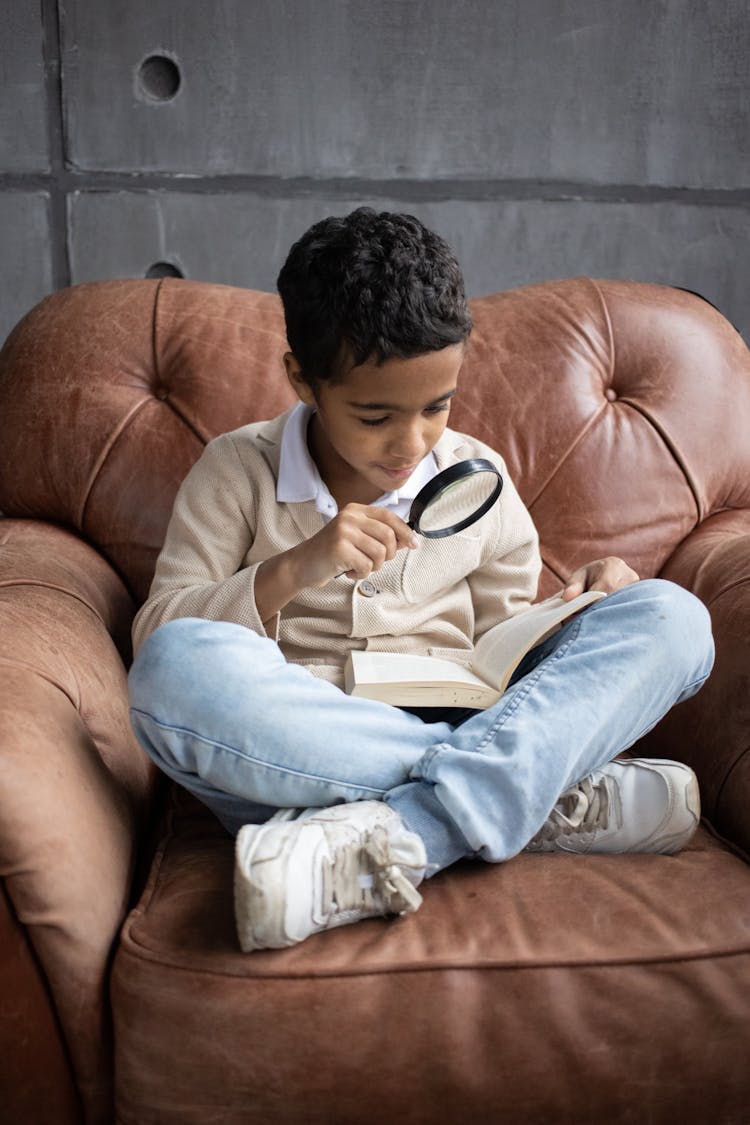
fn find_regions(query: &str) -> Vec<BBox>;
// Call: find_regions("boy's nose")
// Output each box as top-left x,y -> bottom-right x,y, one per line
388,423 -> 425,462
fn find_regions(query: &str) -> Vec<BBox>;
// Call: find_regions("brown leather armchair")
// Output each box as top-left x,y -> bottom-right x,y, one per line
1,277 -> 749,1125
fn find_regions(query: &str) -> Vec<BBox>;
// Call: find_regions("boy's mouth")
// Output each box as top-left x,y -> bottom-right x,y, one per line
378,464 -> 417,482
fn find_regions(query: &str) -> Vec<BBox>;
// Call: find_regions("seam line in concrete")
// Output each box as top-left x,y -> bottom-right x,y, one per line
40,0 -> 71,289
2,173 -> 750,208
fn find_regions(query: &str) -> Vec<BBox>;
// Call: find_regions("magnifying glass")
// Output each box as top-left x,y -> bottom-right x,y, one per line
338,458 -> 504,577
407,457 -> 503,538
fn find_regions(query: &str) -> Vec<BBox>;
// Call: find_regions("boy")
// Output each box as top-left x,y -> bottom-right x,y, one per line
128,208 -> 714,952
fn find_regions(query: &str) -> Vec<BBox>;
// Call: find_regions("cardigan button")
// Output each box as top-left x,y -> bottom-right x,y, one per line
358,579 -> 378,597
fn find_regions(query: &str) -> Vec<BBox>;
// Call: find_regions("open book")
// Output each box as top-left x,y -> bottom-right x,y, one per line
344,589 -> 605,709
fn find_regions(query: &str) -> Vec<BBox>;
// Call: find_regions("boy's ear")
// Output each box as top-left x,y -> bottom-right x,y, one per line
283,352 -> 316,405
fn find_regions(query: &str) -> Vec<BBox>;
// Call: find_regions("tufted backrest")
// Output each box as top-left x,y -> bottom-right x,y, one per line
1,276 -> 749,604
466,278 -> 750,593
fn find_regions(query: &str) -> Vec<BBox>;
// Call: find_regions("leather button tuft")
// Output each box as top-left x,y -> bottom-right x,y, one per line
155,387 -> 169,400
358,579 -> 378,597
605,387 -> 617,402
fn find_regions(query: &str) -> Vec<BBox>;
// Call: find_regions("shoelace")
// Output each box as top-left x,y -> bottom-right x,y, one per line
530,773 -> 620,844
322,825 -> 423,919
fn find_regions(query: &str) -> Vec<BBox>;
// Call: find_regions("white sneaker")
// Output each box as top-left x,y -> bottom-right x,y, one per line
234,801 -> 426,951
524,757 -> 700,855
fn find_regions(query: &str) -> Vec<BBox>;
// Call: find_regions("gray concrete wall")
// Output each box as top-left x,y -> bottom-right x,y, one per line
2,0 -> 749,345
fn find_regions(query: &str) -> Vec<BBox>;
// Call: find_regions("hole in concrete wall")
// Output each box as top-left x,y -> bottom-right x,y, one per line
137,55 -> 182,102
145,261 -> 184,279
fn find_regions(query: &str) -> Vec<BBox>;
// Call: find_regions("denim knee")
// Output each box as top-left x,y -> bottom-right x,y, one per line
129,617 -> 262,706
129,616 -> 282,718
129,617 -> 202,712
623,578 -> 714,688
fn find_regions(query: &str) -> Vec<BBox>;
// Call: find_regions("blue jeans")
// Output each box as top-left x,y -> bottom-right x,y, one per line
128,579 -> 714,873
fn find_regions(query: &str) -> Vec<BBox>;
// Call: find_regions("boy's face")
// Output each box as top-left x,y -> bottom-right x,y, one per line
285,344 -> 465,505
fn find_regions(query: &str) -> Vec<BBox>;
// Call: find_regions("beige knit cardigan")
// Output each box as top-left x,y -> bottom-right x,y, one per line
132,410 -> 542,688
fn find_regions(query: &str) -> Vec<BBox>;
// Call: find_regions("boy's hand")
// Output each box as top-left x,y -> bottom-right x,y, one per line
291,504 -> 420,588
562,556 -> 639,601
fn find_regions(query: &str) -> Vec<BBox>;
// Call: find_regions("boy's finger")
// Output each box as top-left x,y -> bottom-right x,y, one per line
365,506 -> 420,548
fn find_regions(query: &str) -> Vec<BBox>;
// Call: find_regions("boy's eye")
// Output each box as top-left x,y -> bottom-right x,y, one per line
358,403 -> 451,427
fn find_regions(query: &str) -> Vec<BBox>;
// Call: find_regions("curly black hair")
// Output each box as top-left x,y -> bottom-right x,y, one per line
276,207 -> 472,384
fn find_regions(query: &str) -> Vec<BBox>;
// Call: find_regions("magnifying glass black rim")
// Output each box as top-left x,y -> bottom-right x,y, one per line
408,457 -> 503,538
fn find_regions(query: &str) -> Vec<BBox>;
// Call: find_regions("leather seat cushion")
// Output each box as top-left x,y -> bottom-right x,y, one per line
113,787 -> 750,1124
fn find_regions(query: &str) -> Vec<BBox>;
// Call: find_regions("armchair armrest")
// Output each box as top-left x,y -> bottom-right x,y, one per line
637,509 -> 750,854
0,518 -> 158,1124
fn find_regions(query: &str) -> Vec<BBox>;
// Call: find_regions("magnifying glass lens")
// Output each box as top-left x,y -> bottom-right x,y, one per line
418,471 -> 500,533
408,458 -> 503,538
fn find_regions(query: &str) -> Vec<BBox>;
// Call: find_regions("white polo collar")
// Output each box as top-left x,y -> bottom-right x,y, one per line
276,402 -> 437,522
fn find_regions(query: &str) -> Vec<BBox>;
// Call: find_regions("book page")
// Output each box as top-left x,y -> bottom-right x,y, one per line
346,650 -> 488,690
470,590 -> 605,692
345,650 -> 500,708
